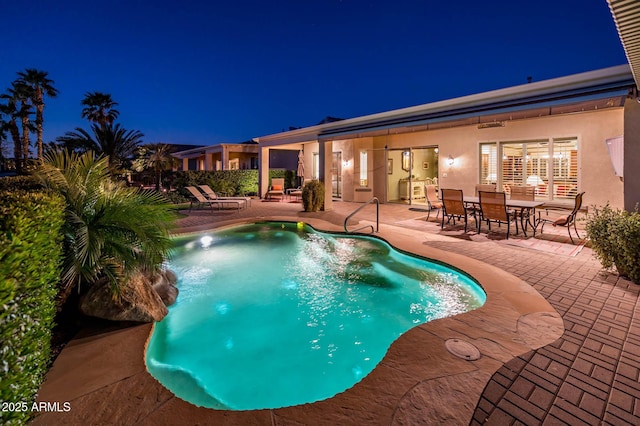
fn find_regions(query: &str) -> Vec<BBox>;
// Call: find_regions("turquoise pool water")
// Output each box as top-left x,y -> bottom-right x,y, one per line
145,222 -> 485,410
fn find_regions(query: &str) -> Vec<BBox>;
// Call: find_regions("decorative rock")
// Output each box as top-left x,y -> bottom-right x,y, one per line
79,271 -> 169,323
152,270 -> 179,306
163,269 -> 178,286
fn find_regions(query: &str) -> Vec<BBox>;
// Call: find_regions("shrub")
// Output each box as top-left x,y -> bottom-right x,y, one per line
302,180 -> 325,212
0,190 -> 65,424
586,204 -> 640,283
163,190 -> 188,204
34,151 -> 176,308
0,175 -> 44,191
166,170 -> 259,196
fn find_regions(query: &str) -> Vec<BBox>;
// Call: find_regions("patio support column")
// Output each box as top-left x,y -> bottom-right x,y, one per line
259,146 -> 270,198
204,152 -> 213,171
225,145 -> 232,170
624,98 -> 640,210
182,157 -> 189,171
319,140 -> 333,211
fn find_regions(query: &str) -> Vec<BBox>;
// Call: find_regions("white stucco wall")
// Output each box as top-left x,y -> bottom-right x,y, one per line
356,108 -> 625,210
260,107 -> 625,210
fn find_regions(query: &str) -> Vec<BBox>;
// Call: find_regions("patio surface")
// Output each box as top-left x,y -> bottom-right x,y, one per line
32,199 -> 640,425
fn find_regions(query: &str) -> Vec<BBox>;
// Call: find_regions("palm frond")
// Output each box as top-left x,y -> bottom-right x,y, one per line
33,150 -> 176,304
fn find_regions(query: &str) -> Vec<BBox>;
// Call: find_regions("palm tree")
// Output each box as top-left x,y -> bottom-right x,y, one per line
0,120 -> 6,169
1,84 -> 34,171
132,143 -> 180,191
17,69 -> 58,160
56,123 -> 144,174
0,102 -> 20,170
33,150 -> 176,308
81,92 -> 119,128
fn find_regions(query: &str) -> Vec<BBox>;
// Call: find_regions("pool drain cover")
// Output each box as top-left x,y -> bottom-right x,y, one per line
445,339 -> 481,361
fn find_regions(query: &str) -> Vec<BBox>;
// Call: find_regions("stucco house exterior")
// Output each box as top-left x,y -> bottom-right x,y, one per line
256,64 -> 640,212
172,141 -> 259,171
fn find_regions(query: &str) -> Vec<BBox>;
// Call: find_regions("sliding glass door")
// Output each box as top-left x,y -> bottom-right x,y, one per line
386,147 -> 439,204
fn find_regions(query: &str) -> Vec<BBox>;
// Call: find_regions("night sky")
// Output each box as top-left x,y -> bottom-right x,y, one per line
0,0 -> 628,148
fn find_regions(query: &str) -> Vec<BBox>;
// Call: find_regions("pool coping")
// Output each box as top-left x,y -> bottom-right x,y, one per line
33,216 -> 564,425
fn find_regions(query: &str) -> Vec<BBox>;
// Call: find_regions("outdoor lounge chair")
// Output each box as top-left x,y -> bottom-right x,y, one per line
538,192 -> 585,244
265,178 -> 285,200
424,184 -> 442,221
478,190 -> 518,239
441,188 -> 471,232
197,184 -> 250,208
185,186 -> 242,211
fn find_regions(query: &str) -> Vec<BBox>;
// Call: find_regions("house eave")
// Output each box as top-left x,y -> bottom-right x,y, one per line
256,65 -> 634,144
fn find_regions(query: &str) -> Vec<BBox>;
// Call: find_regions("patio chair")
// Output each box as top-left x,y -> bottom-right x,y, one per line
286,179 -> 306,200
509,185 -> 535,201
424,184 -> 442,221
468,184 -> 497,218
198,184 -> 250,208
475,184 -> 497,196
265,178 -> 285,201
185,186 -> 242,211
538,192 -> 585,244
441,188 -> 471,232
509,185 -> 536,232
478,191 -> 518,239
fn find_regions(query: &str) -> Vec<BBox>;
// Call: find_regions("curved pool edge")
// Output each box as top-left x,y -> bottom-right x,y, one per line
30,215 -> 564,425
159,216 -> 564,423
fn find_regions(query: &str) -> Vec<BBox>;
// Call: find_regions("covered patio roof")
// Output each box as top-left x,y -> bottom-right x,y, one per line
172,142 -> 258,160
608,0 -> 640,88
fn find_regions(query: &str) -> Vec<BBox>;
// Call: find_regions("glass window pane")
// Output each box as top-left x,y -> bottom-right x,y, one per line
312,153 -> 319,179
552,138 -> 578,199
359,150 -> 368,186
502,143 -> 524,186
480,143 -> 497,184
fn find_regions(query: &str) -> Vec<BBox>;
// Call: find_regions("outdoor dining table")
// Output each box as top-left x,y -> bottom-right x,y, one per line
463,196 -> 545,237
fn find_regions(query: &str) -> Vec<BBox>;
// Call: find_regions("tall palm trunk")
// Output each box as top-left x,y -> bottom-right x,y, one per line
21,114 -> 30,166
155,166 -> 162,191
9,118 -> 21,171
35,89 -> 44,159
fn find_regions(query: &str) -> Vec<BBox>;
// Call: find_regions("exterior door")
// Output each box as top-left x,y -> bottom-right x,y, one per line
386,147 -> 439,204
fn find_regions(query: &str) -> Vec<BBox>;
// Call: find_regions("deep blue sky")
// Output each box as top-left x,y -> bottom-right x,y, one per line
0,0 -> 628,147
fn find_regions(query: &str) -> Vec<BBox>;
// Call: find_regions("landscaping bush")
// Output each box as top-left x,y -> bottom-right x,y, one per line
0,175 -> 44,192
302,179 -> 325,212
586,204 -> 640,283
166,170 -> 259,196
165,169 -> 299,198
163,190 -> 188,204
0,190 -> 65,425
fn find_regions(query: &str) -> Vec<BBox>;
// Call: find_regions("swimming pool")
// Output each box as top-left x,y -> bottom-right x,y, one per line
145,222 -> 485,410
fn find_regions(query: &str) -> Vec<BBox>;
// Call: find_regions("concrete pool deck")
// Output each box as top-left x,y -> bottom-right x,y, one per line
33,200 -> 640,425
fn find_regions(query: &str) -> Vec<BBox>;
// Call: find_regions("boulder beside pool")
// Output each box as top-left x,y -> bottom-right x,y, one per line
79,269 -> 178,322
152,269 -> 179,307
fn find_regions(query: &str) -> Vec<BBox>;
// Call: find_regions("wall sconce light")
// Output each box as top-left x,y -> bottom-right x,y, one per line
434,147 -> 439,154
342,159 -> 350,168
447,154 -> 455,166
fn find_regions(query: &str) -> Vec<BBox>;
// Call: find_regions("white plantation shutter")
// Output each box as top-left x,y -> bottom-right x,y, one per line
552,139 -> 578,200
